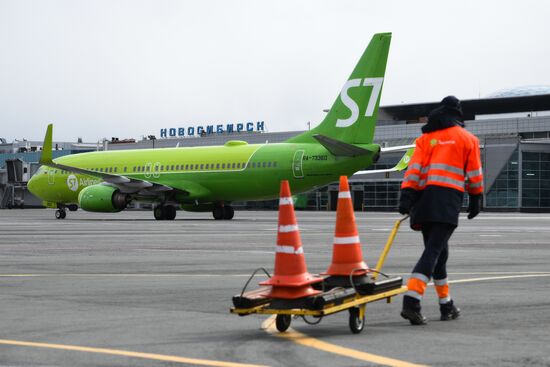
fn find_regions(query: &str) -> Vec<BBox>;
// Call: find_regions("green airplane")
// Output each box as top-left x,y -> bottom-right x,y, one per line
28,32 -> 413,220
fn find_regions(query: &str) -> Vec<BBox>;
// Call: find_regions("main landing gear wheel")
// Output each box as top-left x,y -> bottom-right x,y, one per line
213,207 -> 224,220
212,205 -> 234,220
275,314 -> 292,332
154,205 -> 177,220
55,208 -> 66,220
349,306 -> 365,334
223,206 -> 234,220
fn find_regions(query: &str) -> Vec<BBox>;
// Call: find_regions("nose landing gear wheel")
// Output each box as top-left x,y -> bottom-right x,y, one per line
349,306 -> 365,334
275,314 -> 292,332
55,209 -> 66,219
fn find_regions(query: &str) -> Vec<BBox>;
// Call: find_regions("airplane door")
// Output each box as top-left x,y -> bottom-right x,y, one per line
48,168 -> 55,185
292,150 -> 305,179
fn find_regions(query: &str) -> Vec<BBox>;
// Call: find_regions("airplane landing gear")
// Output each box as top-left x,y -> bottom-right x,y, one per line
213,205 -> 234,220
55,208 -> 67,219
154,205 -> 177,220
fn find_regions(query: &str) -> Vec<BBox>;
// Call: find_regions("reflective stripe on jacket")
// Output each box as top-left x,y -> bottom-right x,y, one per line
402,125 -> 483,195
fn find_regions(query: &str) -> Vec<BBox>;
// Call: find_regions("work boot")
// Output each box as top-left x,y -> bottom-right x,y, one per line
440,300 -> 461,321
401,295 -> 427,325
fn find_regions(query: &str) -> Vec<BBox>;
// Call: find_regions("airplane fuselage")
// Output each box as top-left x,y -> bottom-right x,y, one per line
29,140 -> 379,208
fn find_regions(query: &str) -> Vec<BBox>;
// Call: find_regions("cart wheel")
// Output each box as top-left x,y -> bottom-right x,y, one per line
349,307 -> 365,334
275,314 -> 292,332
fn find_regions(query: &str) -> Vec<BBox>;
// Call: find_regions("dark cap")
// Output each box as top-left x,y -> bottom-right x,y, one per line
441,95 -> 462,115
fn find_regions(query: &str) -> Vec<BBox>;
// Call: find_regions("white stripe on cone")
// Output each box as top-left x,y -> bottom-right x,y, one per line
276,245 -> 304,255
333,236 -> 360,245
338,191 -> 351,199
279,224 -> 299,233
279,197 -> 293,205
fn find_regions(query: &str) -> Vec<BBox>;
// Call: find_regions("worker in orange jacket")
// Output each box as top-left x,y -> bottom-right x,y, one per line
399,96 -> 483,325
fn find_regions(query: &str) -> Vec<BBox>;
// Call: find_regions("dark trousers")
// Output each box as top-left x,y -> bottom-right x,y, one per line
412,222 -> 456,280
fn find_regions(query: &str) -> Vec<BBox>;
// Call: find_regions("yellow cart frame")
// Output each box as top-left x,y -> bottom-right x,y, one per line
230,216 -> 409,334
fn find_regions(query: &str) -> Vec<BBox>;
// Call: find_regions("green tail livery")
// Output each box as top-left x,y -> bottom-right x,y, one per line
28,32 -> 413,220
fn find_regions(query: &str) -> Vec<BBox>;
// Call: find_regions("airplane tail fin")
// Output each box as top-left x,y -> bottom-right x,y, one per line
39,124 -> 53,165
287,32 -> 391,145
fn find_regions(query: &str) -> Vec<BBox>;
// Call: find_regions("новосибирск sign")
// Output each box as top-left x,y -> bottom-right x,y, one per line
160,121 -> 265,138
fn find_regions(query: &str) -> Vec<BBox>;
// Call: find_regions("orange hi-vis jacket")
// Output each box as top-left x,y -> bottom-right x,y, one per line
402,125 -> 483,195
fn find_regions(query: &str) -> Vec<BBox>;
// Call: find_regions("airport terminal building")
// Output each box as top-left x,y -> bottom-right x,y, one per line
2,88 -> 550,211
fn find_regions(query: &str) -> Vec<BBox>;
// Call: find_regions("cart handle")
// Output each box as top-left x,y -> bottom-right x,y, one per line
372,215 -> 409,281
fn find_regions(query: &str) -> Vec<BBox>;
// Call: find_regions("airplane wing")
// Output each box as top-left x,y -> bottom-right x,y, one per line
39,124 -> 175,194
354,147 -> 414,175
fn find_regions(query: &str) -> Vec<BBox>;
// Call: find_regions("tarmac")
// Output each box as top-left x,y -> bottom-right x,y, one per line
0,209 -> 549,367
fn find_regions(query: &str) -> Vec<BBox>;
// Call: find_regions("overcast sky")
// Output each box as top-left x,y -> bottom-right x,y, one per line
1,0 -> 549,142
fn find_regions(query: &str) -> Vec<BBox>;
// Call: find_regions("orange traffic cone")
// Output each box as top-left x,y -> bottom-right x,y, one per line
324,176 -> 368,276
260,180 -> 322,299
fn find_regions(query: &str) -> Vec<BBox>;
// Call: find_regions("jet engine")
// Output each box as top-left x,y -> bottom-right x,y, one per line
78,184 -> 128,212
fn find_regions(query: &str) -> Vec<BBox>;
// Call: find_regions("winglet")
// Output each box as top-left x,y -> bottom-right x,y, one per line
394,147 -> 414,171
39,124 -> 53,164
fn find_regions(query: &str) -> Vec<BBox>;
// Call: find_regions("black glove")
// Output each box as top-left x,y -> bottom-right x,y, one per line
467,194 -> 482,220
399,188 -> 417,215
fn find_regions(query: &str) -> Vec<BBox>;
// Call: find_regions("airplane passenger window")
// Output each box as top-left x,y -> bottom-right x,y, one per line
110,167 -> 113,173
185,164 -> 189,170
124,167 -> 127,172
133,167 -> 136,172
222,163 -> 226,169
242,162 -> 246,168
205,163 -> 210,169
273,161 -> 278,167
232,163 -> 236,169
200,164 -> 204,170
99,168 -> 103,172
171,165 -> 174,170
195,164 -> 199,170
236,163 -> 241,169
267,162 -> 272,168
216,163 -> 220,169
262,162 -> 267,168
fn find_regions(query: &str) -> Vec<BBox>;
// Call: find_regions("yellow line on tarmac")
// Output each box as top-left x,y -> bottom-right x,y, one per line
261,317 -> 427,367
0,339 -> 268,367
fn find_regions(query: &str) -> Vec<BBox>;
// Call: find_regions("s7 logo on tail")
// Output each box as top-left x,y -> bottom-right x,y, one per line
336,77 -> 383,127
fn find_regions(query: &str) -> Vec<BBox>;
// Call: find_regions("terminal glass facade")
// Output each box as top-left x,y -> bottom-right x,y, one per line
521,151 -> 550,208
486,150 -> 519,208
